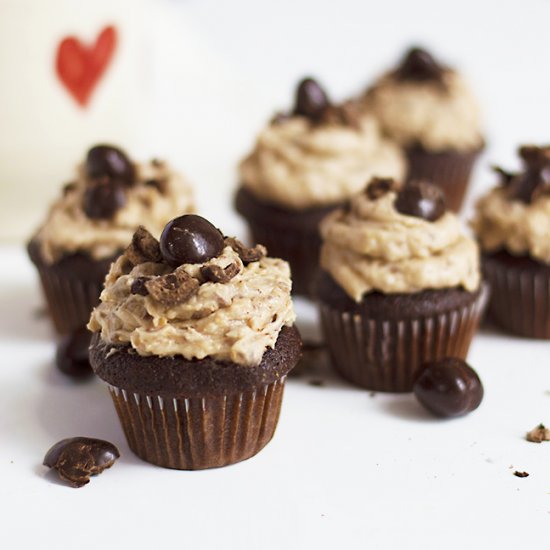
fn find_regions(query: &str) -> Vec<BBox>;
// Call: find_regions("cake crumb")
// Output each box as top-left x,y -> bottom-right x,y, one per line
526,423 -> 550,443
513,471 -> 529,478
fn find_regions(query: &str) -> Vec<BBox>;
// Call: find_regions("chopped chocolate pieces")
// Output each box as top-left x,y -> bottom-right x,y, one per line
125,226 -> 162,265
225,237 -> 267,264
145,269 -> 199,307
526,423 -> 550,443
43,437 -> 119,488
201,262 -> 240,283
502,145 -> 550,203
144,178 -> 167,194
366,178 -> 398,200
130,277 -> 151,296
513,471 -> 529,478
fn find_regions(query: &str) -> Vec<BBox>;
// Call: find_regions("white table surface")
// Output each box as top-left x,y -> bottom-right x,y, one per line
1,244 -> 549,550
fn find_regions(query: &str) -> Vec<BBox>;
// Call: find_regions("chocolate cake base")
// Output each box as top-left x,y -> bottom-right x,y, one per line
90,326 -> 302,470
405,145 -> 482,213
317,272 -> 488,393
235,186 -> 342,296
27,238 -> 118,335
483,250 -> 550,339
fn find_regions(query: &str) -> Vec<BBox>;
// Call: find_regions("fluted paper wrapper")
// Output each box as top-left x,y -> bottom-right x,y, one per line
35,265 -> 104,335
319,286 -> 488,393
107,378 -> 287,470
406,147 -> 481,213
484,259 -> 550,339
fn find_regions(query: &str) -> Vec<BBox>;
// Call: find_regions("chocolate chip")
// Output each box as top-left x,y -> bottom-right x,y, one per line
394,180 -> 446,222
413,357 -> 483,418
145,269 -> 199,307
294,77 -> 330,122
55,327 -> 93,379
395,47 -> 444,82
366,178 -> 398,200
130,277 -> 150,296
83,177 -> 127,220
160,215 -> 225,267
225,237 -> 267,264
125,226 -> 162,265
201,262 -> 240,283
513,471 -> 529,478
86,144 -> 135,185
43,437 -> 119,488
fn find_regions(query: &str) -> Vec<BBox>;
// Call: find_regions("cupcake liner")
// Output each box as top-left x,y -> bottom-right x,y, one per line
106,378 -> 287,470
406,147 -> 481,212
319,285 -> 489,393
35,265 -> 105,335
483,257 -> 550,339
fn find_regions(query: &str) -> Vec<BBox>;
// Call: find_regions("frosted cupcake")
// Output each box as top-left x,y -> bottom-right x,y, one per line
28,144 -> 194,338
317,179 -> 488,392
236,77 -> 405,296
364,47 -> 484,211
472,145 -> 550,338
88,215 -> 301,470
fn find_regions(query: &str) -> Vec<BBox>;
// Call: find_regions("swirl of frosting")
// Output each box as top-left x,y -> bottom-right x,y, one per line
320,190 -> 481,301
34,159 -> 195,264
239,115 -> 405,209
472,187 -> 550,264
88,246 -> 296,366
364,70 -> 483,152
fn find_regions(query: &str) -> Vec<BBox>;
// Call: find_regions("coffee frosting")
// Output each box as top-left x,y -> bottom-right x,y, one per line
33,160 -> 194,264
320,190 -> 480,301
472,187 -> 550,264
365,70 -> 483,152
88,246 -> 296,366
239,115 -> 405,209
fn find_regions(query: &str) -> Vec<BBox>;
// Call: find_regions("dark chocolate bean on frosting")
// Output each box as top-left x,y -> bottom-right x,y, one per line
83,177 -> 127,220
160,215 -> 225,266
86,144 -> 135,185
395,47 -> 445,82
294,77 -> 330,122
43,437 -> 120,488
394,180 -> 446,222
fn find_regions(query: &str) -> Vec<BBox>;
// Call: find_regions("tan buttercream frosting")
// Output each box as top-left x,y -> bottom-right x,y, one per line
88,246 -> 296,366
320,189 -> 481,301
239,114 -> 405,209
472,187 -> 550,264
33,160 -> 194,264
365,71 -> 483,152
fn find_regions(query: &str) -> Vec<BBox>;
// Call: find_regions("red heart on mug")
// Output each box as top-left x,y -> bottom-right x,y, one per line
55,25 -> 117,108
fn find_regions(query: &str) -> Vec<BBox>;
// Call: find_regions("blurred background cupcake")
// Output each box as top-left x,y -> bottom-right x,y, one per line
88,215 -> 301,469
316,179 -> 488,392
28,144 -> 194,355
363,47 -> 484,212
236,77 -> 405,296
472,145 -> 550,339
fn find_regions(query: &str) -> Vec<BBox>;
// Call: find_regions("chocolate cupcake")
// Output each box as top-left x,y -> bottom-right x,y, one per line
28,144 -> 195,339
88,215 -> 301,470
316,179 -> 488,392
472,145 -> 550,338
363,47 -> 484,212
236,77 -> 405,296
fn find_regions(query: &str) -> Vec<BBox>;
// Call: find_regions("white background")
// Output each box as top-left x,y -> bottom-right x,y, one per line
1,1 -> 550,548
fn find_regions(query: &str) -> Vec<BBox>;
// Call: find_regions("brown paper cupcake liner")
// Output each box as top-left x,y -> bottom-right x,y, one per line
483,256 -> 550,339
106,378 -> 287,470
406,146 -> 482,212
35,266 -> 105,334
319,285 -> 488,393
